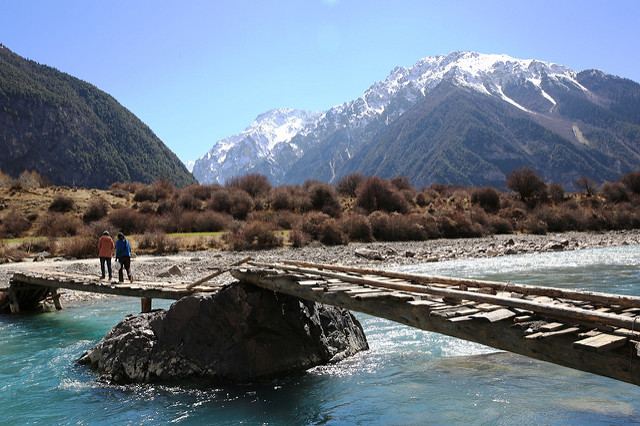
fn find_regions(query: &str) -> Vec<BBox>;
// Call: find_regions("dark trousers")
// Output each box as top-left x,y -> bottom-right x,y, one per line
100,257 -> 112,279
118,256 -> 132,282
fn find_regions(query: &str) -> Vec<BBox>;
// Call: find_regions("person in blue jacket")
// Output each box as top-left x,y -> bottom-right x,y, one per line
115,232 -> 134,283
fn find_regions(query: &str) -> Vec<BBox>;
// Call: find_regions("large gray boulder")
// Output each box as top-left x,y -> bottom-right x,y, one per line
78,281 -> 368,383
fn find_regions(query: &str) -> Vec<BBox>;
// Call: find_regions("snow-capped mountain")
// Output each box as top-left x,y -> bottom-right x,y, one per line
192,108 -> 321,185
193,51 -> 640,187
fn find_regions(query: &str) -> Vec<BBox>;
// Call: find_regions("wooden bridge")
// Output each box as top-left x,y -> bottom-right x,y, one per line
232,260 -> 640,387
3,258 -> 640,386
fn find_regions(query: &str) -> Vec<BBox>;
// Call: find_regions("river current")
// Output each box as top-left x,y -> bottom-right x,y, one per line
1,245 -> 639,424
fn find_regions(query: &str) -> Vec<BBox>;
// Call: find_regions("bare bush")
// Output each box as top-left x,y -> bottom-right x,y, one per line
307,182 -> 341,217
83,198 -> 109,222
225,221 -> 282,250
269,186 -> 294,211
355,176 -> 410,214
620,171 -> 640,194
58,235 -> 96,259
336,173 -> 364,197
340,213 -> 373,242
229,189 -> 254,220
318,218 -> 346,245
299,212 -> 331,240
600,181 -> 629,203
0,208 -> 31,238
471,186 -> 501,213
437,211 -> 483,238
48,195 -> 75,213
548,183 -> 565,203
226,173 -> 272,198
505,167 -> 547,202
107,208 -> 147,235
37,212 -> 84,237
575,176 -> 598,197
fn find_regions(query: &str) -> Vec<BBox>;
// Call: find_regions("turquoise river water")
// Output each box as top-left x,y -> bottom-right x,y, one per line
2,245 -> 640,424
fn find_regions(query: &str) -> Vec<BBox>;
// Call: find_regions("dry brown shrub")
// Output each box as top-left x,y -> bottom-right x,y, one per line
48,195 -> 75,213
289,227 -> 311,248
207,189 -> 232,213
137,231 -> 170,254
318,218 -> 346,245
532,205 -> 580,233
133,185 -> 158,202
300,212 -> 331,240
336,173 -> 364,197
548,183 -> 565,203
307,182 -> 341,217
356,176 -> 410,214
0,208 -> 31,238
416,189 -> 439,207
471,186 -> 501,213
83,198 -> 109,222
229,189 -> 254,220
485,215 -> 513,234
182,184 -> 214,201
368,211 -> 429,241
340,213 -> 373,242
107,208 -> 147,235
620,171 -> 640,194
505,167 -> 547,202
224,221 -> 282,251
37,212 -> 84,237
178,191 -> 203,211
86,220 -> 118,239
600,181 -> 629,203
437,211 -> 483,239
226,173 -> 272,198
58,235 -> 96,258
270,186 -> 295,211
17,170 -> 45,189
0,169 -> 12,187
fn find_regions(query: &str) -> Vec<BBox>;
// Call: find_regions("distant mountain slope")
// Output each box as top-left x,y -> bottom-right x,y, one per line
0,45 -> 196,189
193,52 -> 640,189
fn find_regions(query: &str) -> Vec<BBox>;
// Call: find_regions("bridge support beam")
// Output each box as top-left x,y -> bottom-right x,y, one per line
141,297 -> 152,313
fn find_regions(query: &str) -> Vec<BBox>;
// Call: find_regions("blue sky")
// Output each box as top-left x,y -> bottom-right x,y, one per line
2,0 -> 639,164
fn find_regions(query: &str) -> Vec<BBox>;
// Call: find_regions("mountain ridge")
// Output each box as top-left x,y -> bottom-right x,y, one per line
193,51 -> 640,188
0,44 -> 196,189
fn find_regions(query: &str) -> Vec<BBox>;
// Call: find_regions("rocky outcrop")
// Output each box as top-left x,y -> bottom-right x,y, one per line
77,281 -> 368,384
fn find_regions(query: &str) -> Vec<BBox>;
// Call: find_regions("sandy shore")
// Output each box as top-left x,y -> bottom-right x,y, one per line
2,229 -> 640,304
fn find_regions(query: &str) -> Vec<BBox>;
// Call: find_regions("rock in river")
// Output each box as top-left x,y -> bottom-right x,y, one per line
78,281 -> 369,384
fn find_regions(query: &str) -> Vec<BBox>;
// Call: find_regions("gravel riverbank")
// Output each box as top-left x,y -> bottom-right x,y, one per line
2,229 -> 640,305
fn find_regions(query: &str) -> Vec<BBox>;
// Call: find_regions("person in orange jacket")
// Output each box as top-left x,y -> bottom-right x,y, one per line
98,231 -> 115,280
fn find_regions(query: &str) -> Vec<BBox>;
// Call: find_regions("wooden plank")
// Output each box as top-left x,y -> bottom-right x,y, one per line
247,262 -> 640,331
471,308 -> 516,323
524,327 -> 581,339
573,334 -> 628,352
540,322 -> 565,332
278,260 -> 640,309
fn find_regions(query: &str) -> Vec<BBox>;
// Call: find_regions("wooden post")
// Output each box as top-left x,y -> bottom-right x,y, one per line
141,297 -> 152,313
50,289 -> 63,310
8,287 -> 19,314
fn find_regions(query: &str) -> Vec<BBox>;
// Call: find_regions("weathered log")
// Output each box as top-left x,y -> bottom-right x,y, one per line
186,256 -> 252,289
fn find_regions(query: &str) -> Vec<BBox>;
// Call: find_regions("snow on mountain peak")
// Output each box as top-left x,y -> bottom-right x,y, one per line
192,51 -> 586,185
